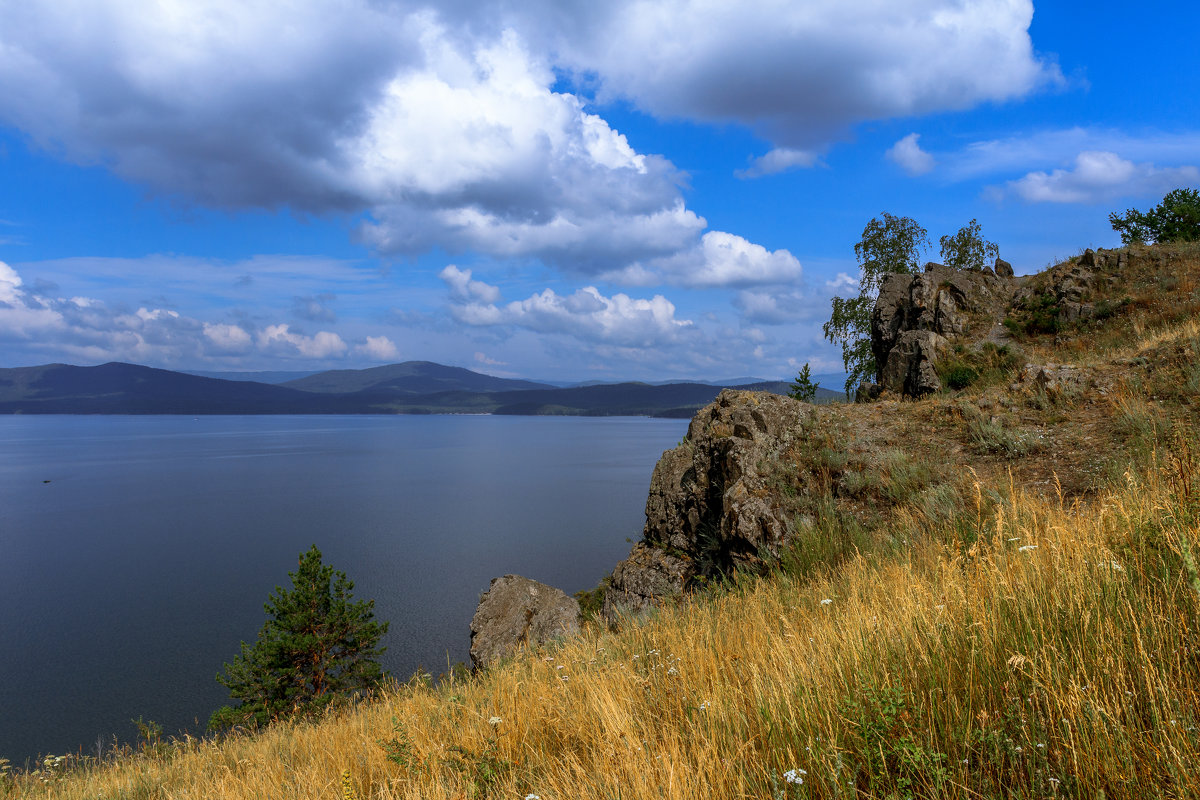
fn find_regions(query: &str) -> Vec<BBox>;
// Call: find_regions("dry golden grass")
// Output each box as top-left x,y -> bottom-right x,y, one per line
8,430 -> 1199,799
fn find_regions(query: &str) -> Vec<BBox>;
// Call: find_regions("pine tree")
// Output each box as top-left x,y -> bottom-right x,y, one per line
209,545 -> 388,729
787,362 -> 819,403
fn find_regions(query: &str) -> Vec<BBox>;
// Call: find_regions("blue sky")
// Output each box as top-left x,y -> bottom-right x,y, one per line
1,0 -> 1197,382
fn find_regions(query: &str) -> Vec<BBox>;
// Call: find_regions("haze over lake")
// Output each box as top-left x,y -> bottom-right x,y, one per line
0,414 -> 687,765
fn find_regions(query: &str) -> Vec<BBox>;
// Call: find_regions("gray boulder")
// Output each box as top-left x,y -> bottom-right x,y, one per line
994,257 -> 1014,278
469,575 -> 580,670
1014,362 -> 1084,400
600,543 -> 694,622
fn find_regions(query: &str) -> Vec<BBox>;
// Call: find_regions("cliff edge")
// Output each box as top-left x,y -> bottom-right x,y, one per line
601,242 -> 1200,622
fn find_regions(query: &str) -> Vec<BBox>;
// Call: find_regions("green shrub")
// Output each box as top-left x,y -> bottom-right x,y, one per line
838,680 -> 949,798
574,576 -> 611,619
1005,291 -> 1061,338
944,364 -> 978,390
937,343 -> 1021,391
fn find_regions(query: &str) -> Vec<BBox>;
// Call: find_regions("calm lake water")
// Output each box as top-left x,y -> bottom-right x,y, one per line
0,414 -> 687,765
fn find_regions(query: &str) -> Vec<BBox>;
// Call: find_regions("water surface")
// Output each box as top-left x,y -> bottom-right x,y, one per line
0,414 -> 686,764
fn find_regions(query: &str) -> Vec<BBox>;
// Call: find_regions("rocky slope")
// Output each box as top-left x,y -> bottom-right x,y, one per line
598,242 -> 1199,622
473,242 -> 1200,648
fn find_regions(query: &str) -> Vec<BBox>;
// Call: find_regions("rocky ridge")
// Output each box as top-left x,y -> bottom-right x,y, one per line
471,243 -> 1200,656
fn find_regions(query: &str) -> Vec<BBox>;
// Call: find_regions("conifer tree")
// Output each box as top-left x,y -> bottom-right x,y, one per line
787,362 -> 819,403
209,545 -> 388,729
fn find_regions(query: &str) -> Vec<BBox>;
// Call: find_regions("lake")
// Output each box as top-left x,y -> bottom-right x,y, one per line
0,414 -> 687,765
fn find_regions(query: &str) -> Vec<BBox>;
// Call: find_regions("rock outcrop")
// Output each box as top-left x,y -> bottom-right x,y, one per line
1012,247 -> 1134,327
878,329 -> 948,397
469,575 -> 580,670
603,390 -> 808,623
870,260 -> 1018,396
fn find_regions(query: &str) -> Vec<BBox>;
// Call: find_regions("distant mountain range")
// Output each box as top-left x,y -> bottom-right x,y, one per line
0,361 -> 843,417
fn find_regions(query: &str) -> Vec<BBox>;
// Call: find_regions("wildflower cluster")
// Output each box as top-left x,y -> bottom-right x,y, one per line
31,754 -> 70,785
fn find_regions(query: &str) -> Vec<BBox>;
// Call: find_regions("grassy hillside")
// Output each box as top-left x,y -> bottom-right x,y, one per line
4,244 -> 1198,799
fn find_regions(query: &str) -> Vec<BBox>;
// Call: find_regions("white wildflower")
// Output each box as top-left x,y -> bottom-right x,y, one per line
783,768 -> 806,784
488,716 -> 502,726
1019,545 -> 1038,552
820,598 -> 833,606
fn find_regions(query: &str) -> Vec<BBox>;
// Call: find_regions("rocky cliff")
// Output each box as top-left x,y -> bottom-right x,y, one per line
595,242 -> 1199,622
603,390 -> 810,621
868,259 -> 1019,397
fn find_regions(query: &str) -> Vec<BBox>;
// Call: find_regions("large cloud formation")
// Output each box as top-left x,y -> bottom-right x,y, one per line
0,1 -> 1054,282
530,0 -> 1057,147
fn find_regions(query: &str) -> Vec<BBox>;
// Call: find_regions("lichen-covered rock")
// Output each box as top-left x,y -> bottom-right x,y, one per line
1013,363 -> 1084,400
1011,247 -> 1130,321
871,262 -> 1017,396
603,390 -> 808,624
855,382 -> 883,403
879,330 -> 948,396
600,543 -> 694,622
469,575 -> 580,670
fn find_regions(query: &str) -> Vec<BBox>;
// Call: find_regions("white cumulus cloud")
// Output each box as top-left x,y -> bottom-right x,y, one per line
203,323 -> 253,353
1000,151 -> 1200,204
0,0 -> 1060,282
607,231 -> 803,288
1,260 -> 407,368
544,0 -> 1060,147
736,148 -> 821,179
356,335 -> 400,361
440,265 -> 502,304
257,325 -> 348,359
441,270 -> 693,348
0,260 -> 24,305
886,133 -> 936,176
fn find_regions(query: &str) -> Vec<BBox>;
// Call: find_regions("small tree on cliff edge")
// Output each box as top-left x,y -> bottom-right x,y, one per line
823,212 -> 929,396
210,545 -> 388,730
939,218 -> 999,271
